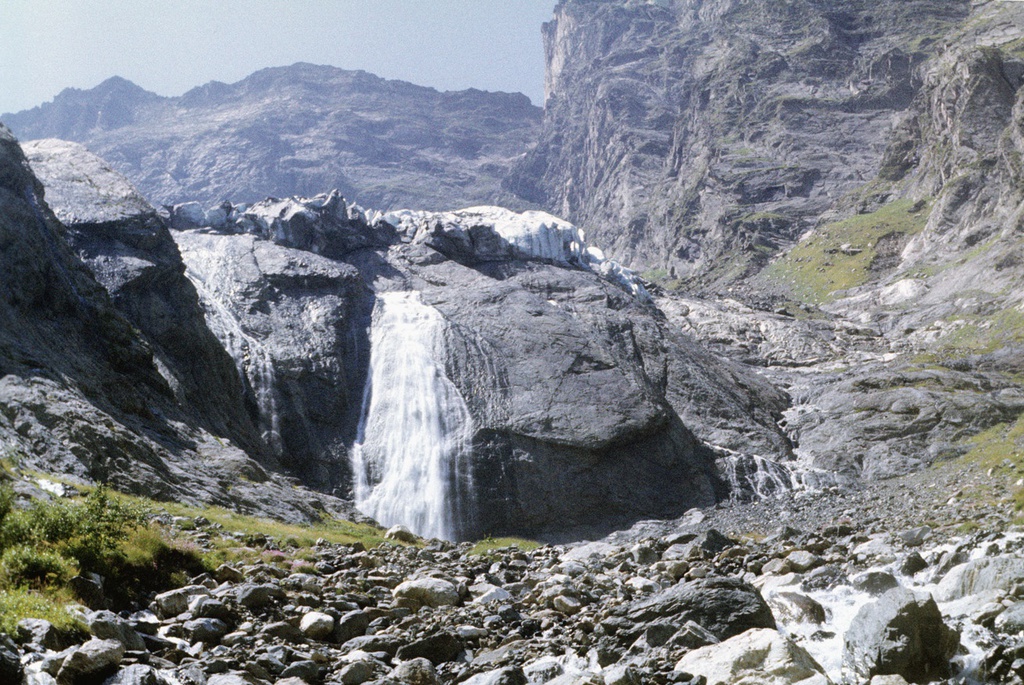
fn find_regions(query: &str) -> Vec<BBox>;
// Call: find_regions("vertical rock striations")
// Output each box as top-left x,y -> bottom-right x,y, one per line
509,0 -> 972,289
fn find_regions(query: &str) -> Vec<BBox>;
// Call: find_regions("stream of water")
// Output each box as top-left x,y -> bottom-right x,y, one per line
351,291 -> 474,541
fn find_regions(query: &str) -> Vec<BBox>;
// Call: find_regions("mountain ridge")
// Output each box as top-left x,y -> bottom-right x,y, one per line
2,62 -> 542,213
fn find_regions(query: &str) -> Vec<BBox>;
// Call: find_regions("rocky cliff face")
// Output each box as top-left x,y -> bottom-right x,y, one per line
508,0 -> 979,288
501,0 -> 1024,485
0,125 -> 362,522
167,197 -> 791,540
3,64 -> 542,211
2,127 -> 793,540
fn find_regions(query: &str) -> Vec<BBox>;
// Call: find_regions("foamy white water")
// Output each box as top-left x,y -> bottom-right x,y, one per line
351,291 -> 474,541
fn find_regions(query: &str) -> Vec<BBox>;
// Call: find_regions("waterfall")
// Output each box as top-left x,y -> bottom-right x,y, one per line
720,451 -> 796,501
351,291 -> 474,541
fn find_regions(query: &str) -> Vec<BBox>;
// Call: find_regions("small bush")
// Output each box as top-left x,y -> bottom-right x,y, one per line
0,546 -> 75,587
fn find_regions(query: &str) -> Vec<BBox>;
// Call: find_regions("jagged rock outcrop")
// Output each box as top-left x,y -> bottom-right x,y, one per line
507,0 -> 977,288
3,64 -> 542,211
0,124 -> 362,522
21,138 -> 266,460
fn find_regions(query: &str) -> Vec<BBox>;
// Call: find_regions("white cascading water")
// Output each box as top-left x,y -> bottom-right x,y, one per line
351,291 -> 474,541
720,450 -> 798,501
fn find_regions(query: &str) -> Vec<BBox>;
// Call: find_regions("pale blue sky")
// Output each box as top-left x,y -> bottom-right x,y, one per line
0,0 -> 557,115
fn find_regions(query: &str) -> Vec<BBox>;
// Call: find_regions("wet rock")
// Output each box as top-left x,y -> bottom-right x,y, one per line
462,667 -> 527,685
851,572 -> 901,597
675,628 -> 832,685
899,553 -> 928,577
843,588 -> 958,683
994,602 -> 1024,635
898,527 -> 931,548
935,556 -> 1024,601
101,664 -> 161,685
786,551 -> 822,573
768,592 -> 827,625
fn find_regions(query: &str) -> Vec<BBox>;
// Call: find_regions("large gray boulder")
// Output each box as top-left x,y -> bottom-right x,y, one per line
626,576 -> 776,641
843,588 -> 959,683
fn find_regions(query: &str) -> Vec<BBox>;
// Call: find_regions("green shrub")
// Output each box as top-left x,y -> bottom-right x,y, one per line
0,545 -> 75,587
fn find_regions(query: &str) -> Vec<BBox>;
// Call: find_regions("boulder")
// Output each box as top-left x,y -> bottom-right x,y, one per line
334,610 -> 371,644
86,611 -> 146,652
994,602 -> 1024,635
767,592 -> 826,625
393,578 -> 460,608
183,618 -> 229,644
843,588 -> 959,683
851,572 -> 901,596
674,628 -> 832,685
461,667 -> 527,685
299,611 -> 335,640
0,635 -> 23,684
391,657 -> 440,685
236,583 -> 284,610
935,556 -> 1024,601
626,576 -> 776,640
101,664 -> 161,685
17,618 -> 75,651
56,638 -> 125,685
386,525 -> 418,543
395,632 -> 463,665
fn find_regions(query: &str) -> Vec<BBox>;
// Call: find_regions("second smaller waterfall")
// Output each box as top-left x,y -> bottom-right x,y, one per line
351,291 -> 474,541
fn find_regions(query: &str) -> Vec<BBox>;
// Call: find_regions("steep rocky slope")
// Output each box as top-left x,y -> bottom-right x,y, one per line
502,0 -> 1024,485
0,125 -> 353,522
168,195 -> 792,541
2,64 -> 541,211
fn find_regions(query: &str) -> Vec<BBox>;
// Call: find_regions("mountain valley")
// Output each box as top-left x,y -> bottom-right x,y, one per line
2,0 -> 1024,683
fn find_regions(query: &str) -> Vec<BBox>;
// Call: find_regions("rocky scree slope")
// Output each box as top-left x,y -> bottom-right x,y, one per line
10,132 -> 792,541
7,467 -> 1024,685
2,63 -> 542,211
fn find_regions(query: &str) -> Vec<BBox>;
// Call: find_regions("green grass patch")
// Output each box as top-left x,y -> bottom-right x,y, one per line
765,199 -> 931,304
468,536 -> 541,557
930,307 -> 1024,360
0,587 -> 85,637
955,413 -> 1024,511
